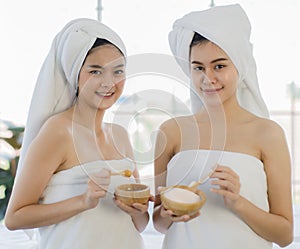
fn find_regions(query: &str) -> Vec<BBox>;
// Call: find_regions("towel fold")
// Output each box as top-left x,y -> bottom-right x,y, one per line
168,4 -> 269,118
18,18 -> 126,174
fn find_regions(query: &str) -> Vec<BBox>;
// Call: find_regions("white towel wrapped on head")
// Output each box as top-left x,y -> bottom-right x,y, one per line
18,18 -> 126,174
168,4 -> 269,118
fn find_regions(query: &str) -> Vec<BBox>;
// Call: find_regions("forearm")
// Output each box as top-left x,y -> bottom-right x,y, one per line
233,197 -> 293,247
5,195 -> 87,230
131,211 -> 150,232
152,205 -> 173,234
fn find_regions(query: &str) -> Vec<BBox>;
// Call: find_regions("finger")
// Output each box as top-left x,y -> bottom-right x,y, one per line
93,168 -> 111,177
189,211 -> 201,219
90,177 -> 111,190
211,187 -> 238,199
114,199 -> 143,214
88,179 -> 108,192
157,186 -> 166,194
169,214 -> 190,222
160,206 -> 174,217
149,195 -> 156,202
114,198 -> 131,211
215,166 -> 239,179
211,179 -> 239,193
89,189 -> 107,199
212,170 -> 238,185
132,203 -> 148,213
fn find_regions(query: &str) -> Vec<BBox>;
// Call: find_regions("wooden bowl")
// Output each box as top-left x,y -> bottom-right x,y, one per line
160,185 -> 206,216
115,183 -> 150,205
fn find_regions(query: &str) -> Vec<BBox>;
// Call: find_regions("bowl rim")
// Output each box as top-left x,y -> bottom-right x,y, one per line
160,185 -> 206,204
115,183 -> 150,197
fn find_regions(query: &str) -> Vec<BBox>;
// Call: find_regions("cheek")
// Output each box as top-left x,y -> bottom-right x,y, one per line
226,73 -> 239,88
78,77 -> 99,96
78,72 -> 93,88
116,81 -> 125,90
191,73 -> 203,89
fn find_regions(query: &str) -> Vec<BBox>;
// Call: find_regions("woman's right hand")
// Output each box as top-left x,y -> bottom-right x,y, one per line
160,205 -> 200,222
82,169 -> 111,209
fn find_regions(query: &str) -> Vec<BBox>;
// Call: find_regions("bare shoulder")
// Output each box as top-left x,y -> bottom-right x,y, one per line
249,117 -> 288,160
24,111 -> 74,173
159,115 -> 194,132
37,111 -> 72,141
158,115 -> 197,151
254,117 -> 286,141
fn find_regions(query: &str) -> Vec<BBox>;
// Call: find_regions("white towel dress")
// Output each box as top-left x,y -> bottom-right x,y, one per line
38,158 -> 144,249
162,150 -> 272,249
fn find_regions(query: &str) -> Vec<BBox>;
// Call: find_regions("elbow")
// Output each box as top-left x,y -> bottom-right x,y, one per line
4,212 -> 22,231
276,226 -> 294,248
277,235 -> 293,248
4,218 -> 18,231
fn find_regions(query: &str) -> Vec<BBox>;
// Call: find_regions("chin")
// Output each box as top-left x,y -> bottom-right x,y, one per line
97,99 -> 118,110
203,100 -> 224,109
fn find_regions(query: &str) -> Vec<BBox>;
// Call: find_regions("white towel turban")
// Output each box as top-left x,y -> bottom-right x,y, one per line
18,18 -> 126,173
168,4 -> 269,118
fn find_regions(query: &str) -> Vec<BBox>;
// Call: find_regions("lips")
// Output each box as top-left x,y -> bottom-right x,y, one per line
201,87 -> 224,93
95,91 -> 114,97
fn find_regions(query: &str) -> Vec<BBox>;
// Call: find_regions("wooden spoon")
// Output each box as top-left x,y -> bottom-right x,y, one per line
188,173 -> 213,189
111,169 -> 132,177
189,164 -> 219,189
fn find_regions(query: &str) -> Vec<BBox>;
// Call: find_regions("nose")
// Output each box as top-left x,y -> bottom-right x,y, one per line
202,69 -> 216,85
100,73 -> 115,88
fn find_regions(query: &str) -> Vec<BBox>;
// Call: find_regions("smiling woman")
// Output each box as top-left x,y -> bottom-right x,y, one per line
153,4 -> 294,249
77,38 -> 126,111
4,18 -> 153,249
190,36 -> 240,107
0,1 -> 299,249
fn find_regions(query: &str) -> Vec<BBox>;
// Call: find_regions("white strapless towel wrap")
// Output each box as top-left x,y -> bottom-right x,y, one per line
18,18 -> 126,174
38,159 -> 144,249
162,150 -> 272,249
168,4 -> 269,118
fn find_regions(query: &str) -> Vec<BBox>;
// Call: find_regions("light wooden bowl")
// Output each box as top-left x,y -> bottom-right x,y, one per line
160,185 -> 206,216
115,183 -> 150,205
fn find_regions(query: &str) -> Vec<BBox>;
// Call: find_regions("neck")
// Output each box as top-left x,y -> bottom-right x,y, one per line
197,97 -> 244,123
71,104 -> 105,134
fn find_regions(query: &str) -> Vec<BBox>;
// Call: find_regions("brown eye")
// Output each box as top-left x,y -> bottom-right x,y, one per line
90,70 -> 101,75
114,69 -> 124,75
193,66 -> 204,71
215,65 -> 225,70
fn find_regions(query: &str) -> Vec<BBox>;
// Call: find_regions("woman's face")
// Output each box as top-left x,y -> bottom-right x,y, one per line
190,41 -> 239,107
78,44 -> 126,110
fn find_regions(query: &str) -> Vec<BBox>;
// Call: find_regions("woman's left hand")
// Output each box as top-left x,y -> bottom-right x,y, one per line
210,165 -> 241,210
114,196 -> 155,217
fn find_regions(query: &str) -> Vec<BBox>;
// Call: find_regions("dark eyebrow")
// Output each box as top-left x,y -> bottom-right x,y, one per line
87,65 -> 103,69
87,64 -> 125,69
114,64 -> 125,68
191,58 -> 228,65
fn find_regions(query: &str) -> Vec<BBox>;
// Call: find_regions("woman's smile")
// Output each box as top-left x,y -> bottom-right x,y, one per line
200,86 -> 224,94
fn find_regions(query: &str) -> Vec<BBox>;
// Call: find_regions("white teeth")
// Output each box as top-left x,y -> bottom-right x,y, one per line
96,92 -> 113,97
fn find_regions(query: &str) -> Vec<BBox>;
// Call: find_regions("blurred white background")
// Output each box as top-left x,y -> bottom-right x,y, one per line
0,0 -> 299,124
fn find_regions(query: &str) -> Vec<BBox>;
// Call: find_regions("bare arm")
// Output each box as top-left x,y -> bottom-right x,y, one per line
211,121 -> 293,247
152,120 -> 180,233
5,118 -> 109,230
112,124 -> 151,232
238,122 -> 293,247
